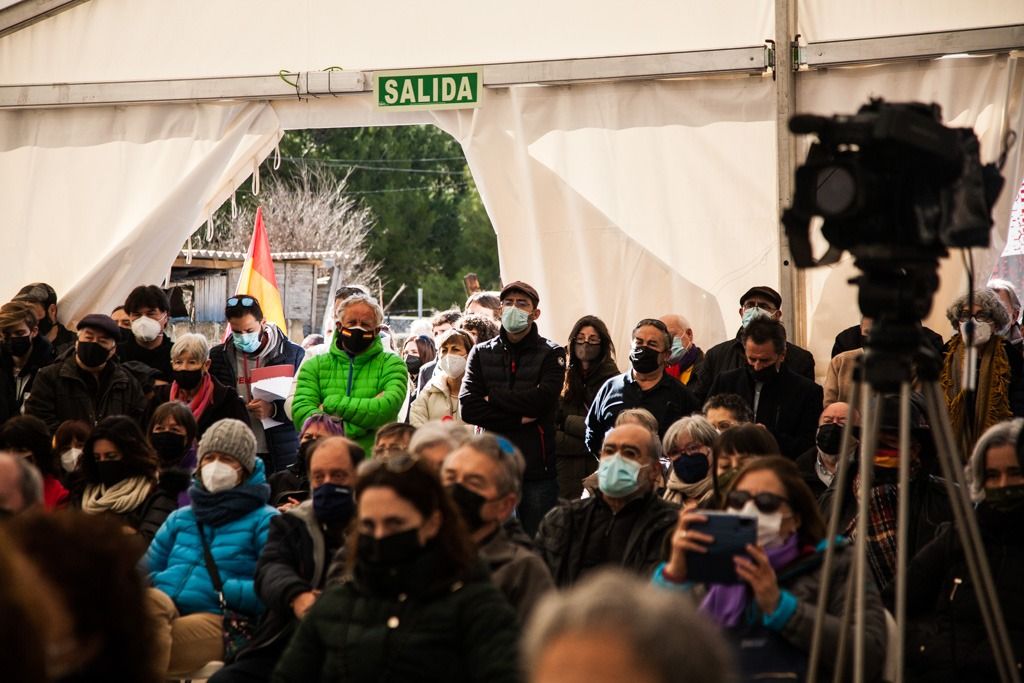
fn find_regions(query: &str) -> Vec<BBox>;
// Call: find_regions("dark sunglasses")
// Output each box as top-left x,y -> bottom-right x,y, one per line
226,296 -> 256,307
725,490 -> 789,514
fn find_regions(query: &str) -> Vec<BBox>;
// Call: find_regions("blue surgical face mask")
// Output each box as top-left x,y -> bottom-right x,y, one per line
232,330 -> 262,354
501,307 -> 531,334
741,307 -> 770,328
597,453 -> 645,498
668,336 -> 687,363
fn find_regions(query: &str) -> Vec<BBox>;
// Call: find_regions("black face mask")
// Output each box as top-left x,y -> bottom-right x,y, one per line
36,315 -> 53,336
76,341 -> 111,369
671,454 -> 710,484
357,528 -> 423,567
574,342 -> 601,363
748,364 -> 779,383
150,432 -> 187,466
984,484 -> 1024,514
630,346 -> 662,374
337,326 -> 375,355
312,484 -> 356,526
95,460 -> 128,487
3,336 -> 32,357
816,423 -> 843,456
172,369 -> 204,391
405,355 -> 423,378
446,483 -> 489,532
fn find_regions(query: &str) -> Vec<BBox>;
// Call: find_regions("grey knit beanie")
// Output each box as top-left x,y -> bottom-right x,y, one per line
198,419 -> 258,474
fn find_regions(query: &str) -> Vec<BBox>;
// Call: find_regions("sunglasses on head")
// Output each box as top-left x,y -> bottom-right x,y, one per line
725,490 -> 789,514
226,296 -> 256,307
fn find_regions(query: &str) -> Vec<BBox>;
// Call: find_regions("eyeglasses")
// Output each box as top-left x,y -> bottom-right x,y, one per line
574,337 -> 601,345
725,490 -> 789,514
359,451 -> 419,475
226,296 -> 256,308
958,312 -> 994,323
742,301 -> 777,312
371,443 -> 409,458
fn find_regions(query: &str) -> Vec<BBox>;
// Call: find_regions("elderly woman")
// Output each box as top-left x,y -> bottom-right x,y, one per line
941,288 -> 1024,456
146,418 -> 277,677
904,419 -> 1024,680
292,294 -> 407,453
662,416 -> 718,506
410,329 -> 474,426
155,333 -> 250,438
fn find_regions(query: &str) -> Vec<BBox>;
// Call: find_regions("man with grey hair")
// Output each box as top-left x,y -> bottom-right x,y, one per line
442,433 -> 554,620
0,452 -> 44,516
292,293 -> 407,454
523,569 -> 735,683
535,423 -> 678,586
659,313 -> 704,386
409,420 -> 471,473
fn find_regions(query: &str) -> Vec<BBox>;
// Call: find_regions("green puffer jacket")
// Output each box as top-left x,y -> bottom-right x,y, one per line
271,564 -> 520,683
291,334 -> 407,453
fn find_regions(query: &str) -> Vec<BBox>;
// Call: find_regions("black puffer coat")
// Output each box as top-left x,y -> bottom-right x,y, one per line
25,353 -> 146,432
271,551 -> 519,683
460,325 -> 564,481
555,356 -> 620,459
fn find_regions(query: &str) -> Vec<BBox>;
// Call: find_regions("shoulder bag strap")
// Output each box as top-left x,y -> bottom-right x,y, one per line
196,522 -> 227,609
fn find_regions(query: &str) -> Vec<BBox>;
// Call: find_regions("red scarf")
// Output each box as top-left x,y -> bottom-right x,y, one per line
170,373 -> 215,422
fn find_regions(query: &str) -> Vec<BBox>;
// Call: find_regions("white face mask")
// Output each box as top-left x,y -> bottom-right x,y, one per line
960,320 -> 992,347
131,315 -> 163,343
201,460 -> 240,493
438,354 -> 467,379
60,447 -> 82,472
738,500 -> 785,549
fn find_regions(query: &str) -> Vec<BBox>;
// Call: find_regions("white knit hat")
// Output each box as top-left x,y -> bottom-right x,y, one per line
198,419 -> 258,474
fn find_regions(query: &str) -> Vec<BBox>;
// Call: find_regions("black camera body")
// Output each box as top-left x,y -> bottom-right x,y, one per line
782,99 -> 1005,390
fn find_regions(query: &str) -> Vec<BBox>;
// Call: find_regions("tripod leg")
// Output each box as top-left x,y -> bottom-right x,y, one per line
854,385 -> 881,683
921,381 -> 1020,683
895,382 -> 912,682
808,370 -> 865,683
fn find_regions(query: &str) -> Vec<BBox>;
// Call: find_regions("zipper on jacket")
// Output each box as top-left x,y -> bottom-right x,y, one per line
948,576 -> 963,601
346,355 -> 355,396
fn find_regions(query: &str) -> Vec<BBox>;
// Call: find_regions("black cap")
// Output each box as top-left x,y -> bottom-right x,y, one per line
76,314 -> 120,339
499,281 -> 540,307
739,286 -> 782,310
14,282 -> 57,307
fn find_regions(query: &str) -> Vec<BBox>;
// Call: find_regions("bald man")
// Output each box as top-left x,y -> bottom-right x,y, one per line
659,314 -> 703,386
795,402 -> 859,498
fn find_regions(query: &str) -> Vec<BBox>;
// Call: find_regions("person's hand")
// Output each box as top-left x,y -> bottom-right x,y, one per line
734,544 -> 781,614
248,399 -> 274,419
291,590 -> 318,619
665,502 -> 713,581
521,416 -> 537,424
277,497 -> 301,513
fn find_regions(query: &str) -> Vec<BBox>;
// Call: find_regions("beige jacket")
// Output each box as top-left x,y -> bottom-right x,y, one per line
409,373 -> 462,426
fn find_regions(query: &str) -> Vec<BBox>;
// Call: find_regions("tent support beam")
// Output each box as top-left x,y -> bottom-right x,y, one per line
0,0 -> 89,39
803,24 -> 1024,68
0,47 -> 770,110
775,0 -> 804,345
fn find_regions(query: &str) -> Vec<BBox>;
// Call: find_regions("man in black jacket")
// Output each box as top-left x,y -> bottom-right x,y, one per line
118,284 -> 174,382
25,314 -> 145,432
535,423 -> 679,586
691,285 -> 815,402
0,301 -> 55,425
460,280 -> 564,536
584,318 -> 699,455
210,436 -> 362,683
12,282 -> 77,356
209,296 -> 304,473
706,318 -> 822,459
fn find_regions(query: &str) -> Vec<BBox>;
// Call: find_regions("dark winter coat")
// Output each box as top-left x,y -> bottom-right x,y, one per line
831,323 -> 945,358
69,480 -> 178,544
794,446 -> 830,499
583,370 -> 700,456
460,325 -> 565,481
25,353 -> 146,432
903,506 -> 1024,681
691,330 -> 815,403
0,335 -> 55,424
153,376 -> 251,438
535,491 -> 679,587
271,555 -> 520,683
707,364 -> 823,459
479,522 -> 555,622
118,335 -> 174,381
556,357 -> 620,460
210,332 -> 305,464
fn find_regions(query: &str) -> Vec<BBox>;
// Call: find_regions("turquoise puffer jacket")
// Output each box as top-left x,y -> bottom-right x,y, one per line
291,334 -> 408,453
145,461 -> 278,617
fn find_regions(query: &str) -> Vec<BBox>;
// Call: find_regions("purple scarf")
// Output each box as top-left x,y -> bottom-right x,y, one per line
700,534 -> 800,627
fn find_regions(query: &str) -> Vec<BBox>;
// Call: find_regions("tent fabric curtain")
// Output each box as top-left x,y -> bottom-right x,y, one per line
0,101 -> 282,320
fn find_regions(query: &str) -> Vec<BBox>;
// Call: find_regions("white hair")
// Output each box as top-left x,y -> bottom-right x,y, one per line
170,333 -> 210,364
337,294 -> 384,328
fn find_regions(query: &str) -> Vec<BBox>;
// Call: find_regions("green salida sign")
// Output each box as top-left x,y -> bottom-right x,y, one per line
375,68 -> 482,111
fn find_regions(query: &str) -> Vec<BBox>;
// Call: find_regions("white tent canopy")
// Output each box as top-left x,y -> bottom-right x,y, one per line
1,0 -> 1022,370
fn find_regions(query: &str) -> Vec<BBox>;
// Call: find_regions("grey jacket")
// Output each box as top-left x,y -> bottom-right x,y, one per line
478,523 -> 554,622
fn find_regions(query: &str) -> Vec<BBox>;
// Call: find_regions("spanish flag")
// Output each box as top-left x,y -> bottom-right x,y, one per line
235,206 -> 287,331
